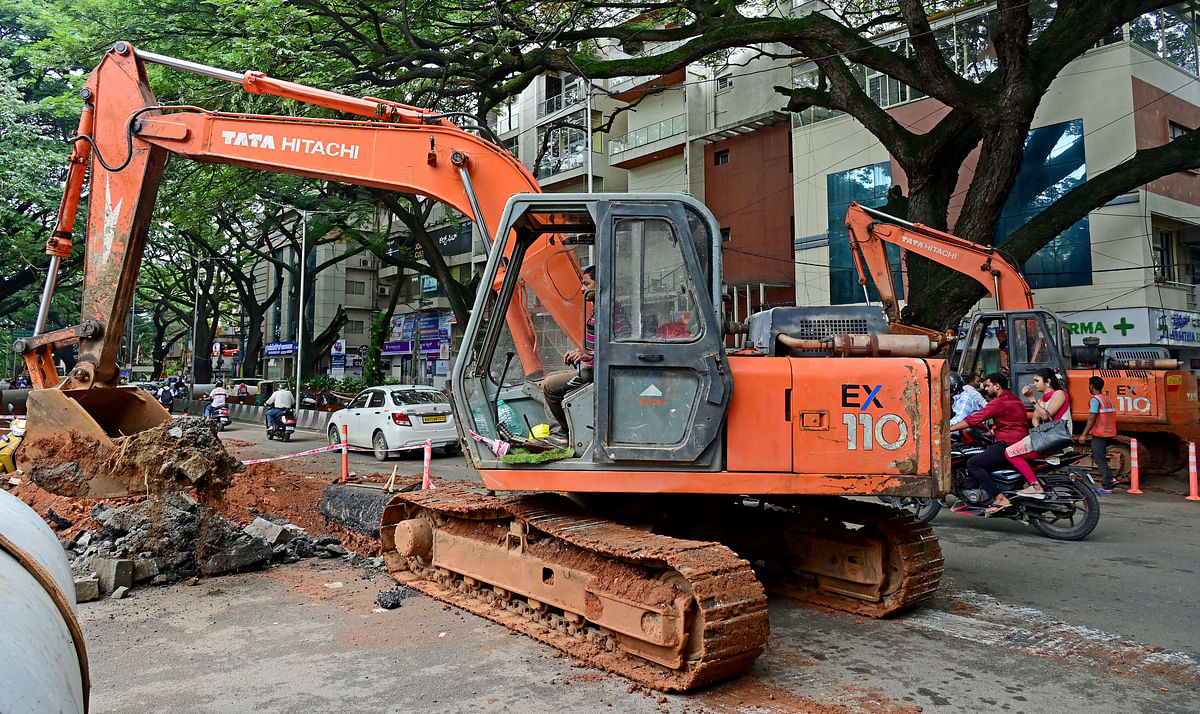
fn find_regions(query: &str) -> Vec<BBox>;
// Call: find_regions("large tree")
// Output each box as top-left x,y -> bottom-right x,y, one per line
281,0 -> 1199,329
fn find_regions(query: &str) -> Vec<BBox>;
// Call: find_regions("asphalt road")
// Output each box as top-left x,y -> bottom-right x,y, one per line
76,427 -> 1200,713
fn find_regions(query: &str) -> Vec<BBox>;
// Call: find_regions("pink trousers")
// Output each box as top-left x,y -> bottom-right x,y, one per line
1004,436 -> 1040,484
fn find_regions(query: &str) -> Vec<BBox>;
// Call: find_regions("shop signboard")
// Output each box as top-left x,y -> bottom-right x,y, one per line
420,338 -> 440,353
429,224 -> 473,256
265,341 -> 297,356
382,340 -> 413,355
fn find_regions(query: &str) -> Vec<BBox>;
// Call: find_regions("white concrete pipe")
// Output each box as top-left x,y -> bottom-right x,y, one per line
0,489 -> 89,714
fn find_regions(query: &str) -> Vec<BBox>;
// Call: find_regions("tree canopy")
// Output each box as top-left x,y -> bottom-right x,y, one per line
3,0 -> 1197,354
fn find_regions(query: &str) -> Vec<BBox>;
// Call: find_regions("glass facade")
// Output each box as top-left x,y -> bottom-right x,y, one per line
996,118 -> 1092,289
826,163 -> 901,305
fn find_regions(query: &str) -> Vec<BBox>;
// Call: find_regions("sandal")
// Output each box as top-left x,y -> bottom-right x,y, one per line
984,501 -> 1013,517
1014,486 -> 1045,499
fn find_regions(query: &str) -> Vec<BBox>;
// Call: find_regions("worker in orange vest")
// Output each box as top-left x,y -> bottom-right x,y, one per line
1077,376 -> 1119,493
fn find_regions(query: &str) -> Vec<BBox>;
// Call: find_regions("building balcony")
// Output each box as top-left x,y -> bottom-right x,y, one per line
536,150 -> 588,180
537,83 -> 585,119
696,110 -> 791,143
608,113 -> 687,169
609,68 -> 687,102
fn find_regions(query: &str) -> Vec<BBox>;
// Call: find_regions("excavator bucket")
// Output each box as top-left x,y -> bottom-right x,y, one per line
18,387 -> 174,498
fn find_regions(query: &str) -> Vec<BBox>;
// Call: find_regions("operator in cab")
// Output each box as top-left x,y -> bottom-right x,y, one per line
541,265 -> 630,446
264,383 -> 296,428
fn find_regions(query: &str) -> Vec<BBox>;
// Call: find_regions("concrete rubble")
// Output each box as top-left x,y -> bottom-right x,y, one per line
61,494 -> 367,597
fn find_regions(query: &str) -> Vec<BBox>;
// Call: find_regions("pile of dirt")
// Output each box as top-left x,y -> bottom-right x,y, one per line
202,461 -> 389,556
22,417 -> 243,498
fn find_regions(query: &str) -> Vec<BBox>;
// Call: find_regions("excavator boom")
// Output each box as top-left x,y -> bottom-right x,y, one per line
17,42 -> 585,497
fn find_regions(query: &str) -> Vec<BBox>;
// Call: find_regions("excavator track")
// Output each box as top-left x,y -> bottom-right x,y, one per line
378,483 -> 770,692
653,496 -> 942,618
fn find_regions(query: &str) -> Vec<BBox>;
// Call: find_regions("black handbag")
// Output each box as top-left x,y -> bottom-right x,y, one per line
1029,418 -> 1073,454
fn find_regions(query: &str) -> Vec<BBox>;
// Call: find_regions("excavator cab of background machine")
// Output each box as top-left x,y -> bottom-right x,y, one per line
955,310 -> 1071,401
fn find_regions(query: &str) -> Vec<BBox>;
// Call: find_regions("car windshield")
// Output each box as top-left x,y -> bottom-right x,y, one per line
390,390 -> 448,406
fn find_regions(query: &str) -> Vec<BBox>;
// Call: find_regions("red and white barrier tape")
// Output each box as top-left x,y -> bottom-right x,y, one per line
240,440 -> 438,465
468,431 -> 510,457
240,444 -> 343,465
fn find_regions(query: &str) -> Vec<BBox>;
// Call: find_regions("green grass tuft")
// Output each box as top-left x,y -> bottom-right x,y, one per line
501,445 -> 575,464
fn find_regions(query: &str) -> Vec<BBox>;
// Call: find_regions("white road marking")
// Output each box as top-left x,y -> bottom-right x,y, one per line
905,587 -> 1200,675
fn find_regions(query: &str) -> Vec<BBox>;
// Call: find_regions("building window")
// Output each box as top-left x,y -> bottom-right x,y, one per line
716,74 -> 733,92
720,227 -> 732,242
536,109 -> 588,177
1153,229 -> 1178,281
827,163 -> 898,305
345,320 -> 365,335
714,150 -> 730,166
1170,121 -> 1192,140
996,118 -> 1092,289
345,280 -> 366,295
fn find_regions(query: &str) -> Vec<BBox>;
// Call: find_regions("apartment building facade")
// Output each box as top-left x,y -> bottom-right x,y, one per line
791,2 -> 1200,365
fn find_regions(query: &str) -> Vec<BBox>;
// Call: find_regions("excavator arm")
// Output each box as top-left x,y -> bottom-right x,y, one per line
844,202 -> 1035,349
17,42 -> 583,496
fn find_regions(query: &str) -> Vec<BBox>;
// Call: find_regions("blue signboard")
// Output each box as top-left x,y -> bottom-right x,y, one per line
265,341 -> 297,356
382,340 -> 413,355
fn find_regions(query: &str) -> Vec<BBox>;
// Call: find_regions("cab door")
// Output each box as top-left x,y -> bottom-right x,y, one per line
593,202 -> 731,466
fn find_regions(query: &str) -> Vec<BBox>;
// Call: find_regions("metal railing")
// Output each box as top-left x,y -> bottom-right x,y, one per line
609,114 -> 686,155
536,83 -> 585,118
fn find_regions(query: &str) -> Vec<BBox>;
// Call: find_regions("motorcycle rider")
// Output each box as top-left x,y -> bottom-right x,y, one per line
950,372 -> 987,424
949,372 -> 1029,515
264,383 -> 296,430
205,380 -> 228,420
155,382 -> 175,414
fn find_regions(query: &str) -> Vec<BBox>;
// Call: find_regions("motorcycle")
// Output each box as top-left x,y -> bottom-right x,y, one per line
266,408 -> 296,442
205,404 -> 232,432
884,428 -> 1101,540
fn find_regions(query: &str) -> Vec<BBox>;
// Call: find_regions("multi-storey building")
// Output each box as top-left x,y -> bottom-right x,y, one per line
791,2 -> 1200,365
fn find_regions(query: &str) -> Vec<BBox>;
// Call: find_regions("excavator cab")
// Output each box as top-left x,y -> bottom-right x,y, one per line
453,193 -> 731,472
955,309 -> 1072,398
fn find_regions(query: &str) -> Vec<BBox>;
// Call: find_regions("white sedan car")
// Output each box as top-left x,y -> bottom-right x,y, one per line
327,385 -> 459,460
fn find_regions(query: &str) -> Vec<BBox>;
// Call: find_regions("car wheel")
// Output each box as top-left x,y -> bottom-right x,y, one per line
328,425 -> 342,447
372,431 -> 391,461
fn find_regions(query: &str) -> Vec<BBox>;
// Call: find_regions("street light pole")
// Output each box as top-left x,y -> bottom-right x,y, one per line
294,210 -> 308,409
190,267 -> 201,397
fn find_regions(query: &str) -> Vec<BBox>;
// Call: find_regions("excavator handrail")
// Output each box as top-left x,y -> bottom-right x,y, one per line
845,202 -> 1036,322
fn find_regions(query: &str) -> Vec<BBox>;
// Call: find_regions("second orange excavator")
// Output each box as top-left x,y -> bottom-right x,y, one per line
846,201 -> 1200,476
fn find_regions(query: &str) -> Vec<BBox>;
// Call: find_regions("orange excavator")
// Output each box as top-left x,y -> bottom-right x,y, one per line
846,201 -> 1200,475
18,43 -> 949,690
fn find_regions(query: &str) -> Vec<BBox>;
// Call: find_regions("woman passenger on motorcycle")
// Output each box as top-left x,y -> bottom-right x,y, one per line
1004,368 -> 1071,498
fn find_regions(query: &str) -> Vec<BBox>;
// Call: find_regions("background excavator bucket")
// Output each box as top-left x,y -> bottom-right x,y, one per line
18,387 -> 172,498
